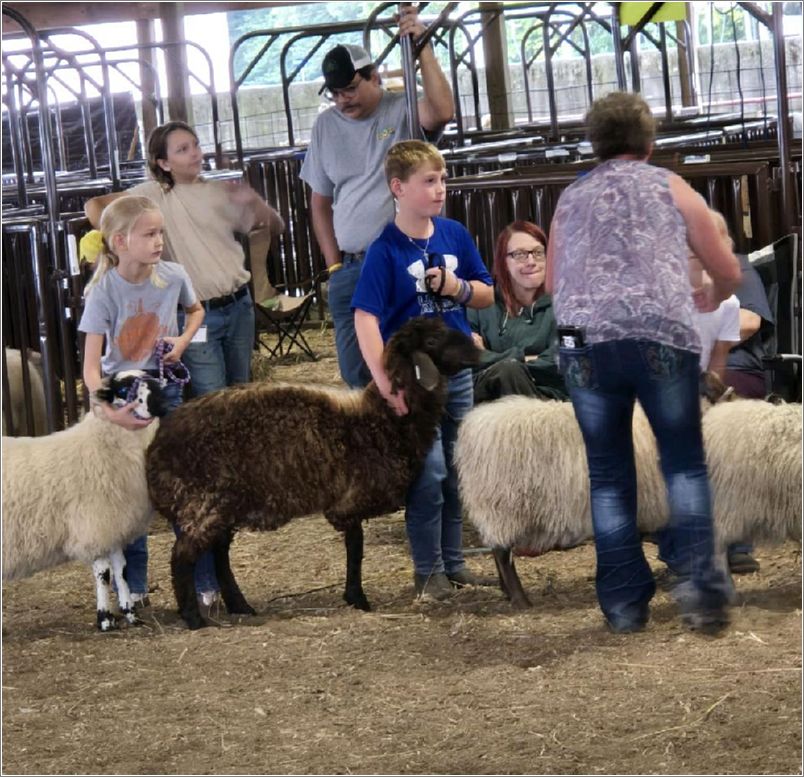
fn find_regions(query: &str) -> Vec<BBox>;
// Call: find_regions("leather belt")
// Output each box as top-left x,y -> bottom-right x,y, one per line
203,284 -> 249,310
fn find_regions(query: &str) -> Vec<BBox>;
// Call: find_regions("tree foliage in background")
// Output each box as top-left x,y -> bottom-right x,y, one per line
228,2 -> 380,86
227,0 -> 801,86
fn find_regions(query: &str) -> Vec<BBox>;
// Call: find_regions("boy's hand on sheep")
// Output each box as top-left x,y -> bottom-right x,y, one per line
375,371 -> 409,416
97,401 -> 155,431
471,333 -> 485,350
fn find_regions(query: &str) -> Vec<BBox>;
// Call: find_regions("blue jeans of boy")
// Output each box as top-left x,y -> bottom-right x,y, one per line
560,339 -> 732,630
328,257 -> 371,389
405,368 -> 474,577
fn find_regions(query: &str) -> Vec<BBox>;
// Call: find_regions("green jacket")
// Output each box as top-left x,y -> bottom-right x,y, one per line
467,287 -> 567,398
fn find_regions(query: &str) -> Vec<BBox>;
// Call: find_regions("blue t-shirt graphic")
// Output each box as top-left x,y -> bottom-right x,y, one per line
352,217 -> 492,342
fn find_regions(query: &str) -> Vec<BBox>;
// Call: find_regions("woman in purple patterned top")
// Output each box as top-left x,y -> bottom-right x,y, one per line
546,91 -> 741,636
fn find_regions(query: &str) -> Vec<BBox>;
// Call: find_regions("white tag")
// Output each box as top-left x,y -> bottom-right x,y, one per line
191,326 -> 208,343
67,234 -> 80,275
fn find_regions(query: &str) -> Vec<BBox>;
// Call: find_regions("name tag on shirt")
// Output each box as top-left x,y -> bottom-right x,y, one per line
191,326 -> 208,343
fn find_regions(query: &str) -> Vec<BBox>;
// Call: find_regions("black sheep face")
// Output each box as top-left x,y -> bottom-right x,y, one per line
96,370 -> 170,419
392,317 -> 480,377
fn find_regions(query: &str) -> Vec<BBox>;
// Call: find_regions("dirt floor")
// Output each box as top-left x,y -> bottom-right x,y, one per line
2,326 -> 801,775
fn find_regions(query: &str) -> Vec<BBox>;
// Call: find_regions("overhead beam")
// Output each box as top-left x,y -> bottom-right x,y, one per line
2,2 -> 306,34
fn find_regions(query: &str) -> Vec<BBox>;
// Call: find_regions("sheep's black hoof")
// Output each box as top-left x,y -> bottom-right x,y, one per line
228,603 -> 256,616
97,610 -> 119,632
120,609 -> 144,627
510,595 -> 533,610
345,592 -> 371,611
180,610 -> 208,630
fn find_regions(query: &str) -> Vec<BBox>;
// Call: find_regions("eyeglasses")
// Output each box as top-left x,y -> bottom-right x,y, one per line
506,248 -> 546,264
323,76 -> 362,102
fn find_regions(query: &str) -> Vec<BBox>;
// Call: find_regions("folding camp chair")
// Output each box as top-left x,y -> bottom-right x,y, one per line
254,291 -> 318,360
244,227 -> 326,361
749,233 -> 802,402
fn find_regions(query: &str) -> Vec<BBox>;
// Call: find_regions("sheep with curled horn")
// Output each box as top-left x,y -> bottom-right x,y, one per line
146,316 -> 479,630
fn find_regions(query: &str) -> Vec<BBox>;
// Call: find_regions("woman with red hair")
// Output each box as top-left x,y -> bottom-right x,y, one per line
467,220 -> 566,402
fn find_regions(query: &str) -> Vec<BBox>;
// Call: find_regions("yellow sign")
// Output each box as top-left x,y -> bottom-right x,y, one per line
619,2 -> 687,26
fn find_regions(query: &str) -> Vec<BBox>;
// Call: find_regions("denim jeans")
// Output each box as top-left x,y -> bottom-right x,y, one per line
405,369 -> 474,577
560,339 -> 731,629
122,381 -> 183,595
657,533 -> 754,572
179,290 -> 255,397
328,258 -> 371,389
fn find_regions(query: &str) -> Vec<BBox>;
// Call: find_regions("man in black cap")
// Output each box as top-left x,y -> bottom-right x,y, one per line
299,7 -> 454,388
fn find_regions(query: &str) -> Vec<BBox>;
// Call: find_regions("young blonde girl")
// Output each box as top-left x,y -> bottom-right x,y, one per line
79,195 -> 205,606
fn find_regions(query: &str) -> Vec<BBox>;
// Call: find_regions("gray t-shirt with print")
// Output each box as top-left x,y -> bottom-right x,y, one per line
299,90 -> 411,255
79,261 -> 197,376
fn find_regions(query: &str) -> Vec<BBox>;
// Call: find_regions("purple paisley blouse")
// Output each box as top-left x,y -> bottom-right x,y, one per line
552,159 -> 700,353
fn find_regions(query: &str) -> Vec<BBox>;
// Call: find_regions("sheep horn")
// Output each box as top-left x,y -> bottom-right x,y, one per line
412,352 -> 439,391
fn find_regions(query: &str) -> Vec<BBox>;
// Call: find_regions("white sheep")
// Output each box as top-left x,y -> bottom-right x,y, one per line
2,348 -> 47,436
703,399 -> 802,548
455,396 -> 801,607
2,372 -> 166,630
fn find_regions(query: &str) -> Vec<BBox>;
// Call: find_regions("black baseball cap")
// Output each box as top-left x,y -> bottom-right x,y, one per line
319,44 -> 373,94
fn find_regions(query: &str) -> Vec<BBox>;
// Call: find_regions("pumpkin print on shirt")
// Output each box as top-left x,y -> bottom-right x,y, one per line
116,299 -> 161,361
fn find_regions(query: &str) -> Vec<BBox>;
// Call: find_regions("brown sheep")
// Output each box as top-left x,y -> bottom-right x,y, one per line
146,317 -> 479,629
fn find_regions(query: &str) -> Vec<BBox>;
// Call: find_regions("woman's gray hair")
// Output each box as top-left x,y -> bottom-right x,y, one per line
586,91 -> 656,161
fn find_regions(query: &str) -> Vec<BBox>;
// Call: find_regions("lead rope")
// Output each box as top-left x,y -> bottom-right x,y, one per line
154,339 -> 191,388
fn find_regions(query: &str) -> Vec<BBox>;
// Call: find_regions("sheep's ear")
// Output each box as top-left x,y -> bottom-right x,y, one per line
94,376 -> 114,405
412,351 -> 439,391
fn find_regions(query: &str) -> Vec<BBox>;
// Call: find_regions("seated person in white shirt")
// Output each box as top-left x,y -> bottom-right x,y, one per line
658,218 -> 759,576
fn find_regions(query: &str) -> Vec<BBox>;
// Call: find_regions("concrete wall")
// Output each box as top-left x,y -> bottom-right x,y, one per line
183,37 -> 801,153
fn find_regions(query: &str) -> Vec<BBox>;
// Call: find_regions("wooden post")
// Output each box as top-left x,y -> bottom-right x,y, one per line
479,1 -> 512,131
675,5 -> 697,108
160,2 -> 194,124
136,18 -> 158,143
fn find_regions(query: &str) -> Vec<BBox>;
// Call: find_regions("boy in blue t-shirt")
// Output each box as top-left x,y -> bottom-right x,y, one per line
352,140 -> 494,601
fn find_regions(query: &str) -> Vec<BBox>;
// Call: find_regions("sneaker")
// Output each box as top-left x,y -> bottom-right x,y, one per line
682,608 -> 730,636
606,618 -> 647,634
131,593 -> 150,611
604,602 -> 649,634
446,568 -> 498,588
197,590 -> 222,621
197,590 -> 220,607
728,552 -> 760,575
413,572 -> 453,601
